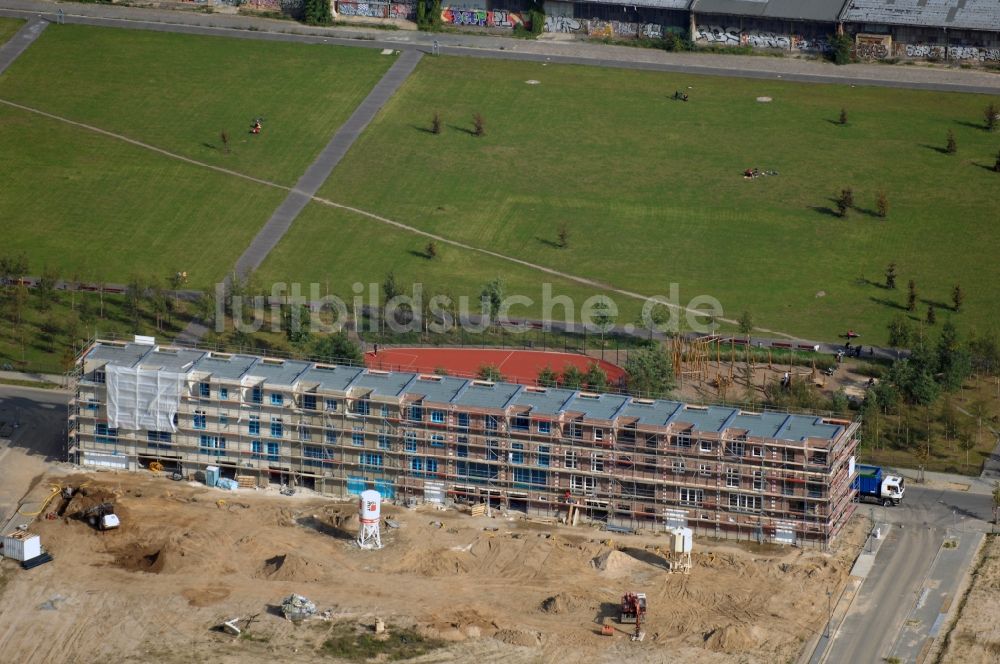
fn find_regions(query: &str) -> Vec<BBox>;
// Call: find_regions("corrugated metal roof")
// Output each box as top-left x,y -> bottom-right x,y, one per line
576,0 -> 692,9
83,341 -> 845,442
693,0 -> 848,22
840,0 -> 1000,31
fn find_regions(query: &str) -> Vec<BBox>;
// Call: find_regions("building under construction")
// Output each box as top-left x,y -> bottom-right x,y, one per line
69,339 -> 860,547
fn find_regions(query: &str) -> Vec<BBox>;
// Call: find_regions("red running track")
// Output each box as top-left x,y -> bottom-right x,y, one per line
364,347 -> 627,386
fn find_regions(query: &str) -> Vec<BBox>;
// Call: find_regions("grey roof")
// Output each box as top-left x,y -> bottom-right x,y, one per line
668,404 -> 736,433
619,399 -> 685,427
243,358 -> 311,387
405,375 -> 468,405
347,370 -> 415,398
136,348 -> 204,373
298,365 -> 365,393
692,0 -> 848,21
577,0 -> 692,8
82,340 -> 845,442
512,386 -> 577,416
840,0 -> 1000,31
453,381 -> 523,410
86,342 -> 152,368
190,353 -> 258,382
564,392 -> 631,421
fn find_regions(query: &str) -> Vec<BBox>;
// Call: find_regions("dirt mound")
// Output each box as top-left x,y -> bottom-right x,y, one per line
255,552 -> 328,583
539,592 -> 581,614
703,624 -> 755,653
493,628 -> 541,648
65,486 -> 119,518
592,550 -> 643,576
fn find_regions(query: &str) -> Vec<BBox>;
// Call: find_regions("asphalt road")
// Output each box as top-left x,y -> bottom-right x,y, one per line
824,486 -> 992,664
1,0 -> 999,94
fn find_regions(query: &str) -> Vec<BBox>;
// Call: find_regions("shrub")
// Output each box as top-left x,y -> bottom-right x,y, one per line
839,108 -> 848,125
828,33 -> 852,65
876,190 -> 889,218
431,112 -> 441,135
473,113 -> 485,137
946,130 -> 957,154
985,102 -> 998,131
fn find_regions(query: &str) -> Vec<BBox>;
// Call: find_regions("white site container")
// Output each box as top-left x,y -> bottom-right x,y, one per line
1,531 -> 41,562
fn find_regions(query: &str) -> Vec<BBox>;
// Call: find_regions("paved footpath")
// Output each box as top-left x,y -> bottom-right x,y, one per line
1,0 -> 999,93
0,15 -> 45,75
177,48 -> 423,342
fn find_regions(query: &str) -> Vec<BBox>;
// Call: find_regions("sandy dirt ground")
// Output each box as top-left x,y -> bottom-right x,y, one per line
0,471 -> 865,664
937,534 -> 1000,664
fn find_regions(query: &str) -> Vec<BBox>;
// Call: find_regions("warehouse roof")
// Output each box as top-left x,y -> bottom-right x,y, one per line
840,0 -> 1000,31
692,0 -> 848,22
83,340 -> 845,442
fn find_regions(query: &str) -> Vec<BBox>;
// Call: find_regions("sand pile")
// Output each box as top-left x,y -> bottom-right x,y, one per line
112,541 -> 172,574
703,624 -> 755,653
539,592 -> 581,614
65,486 -> 120,518
255,553 -> 328,583
592,549 -> 644,576
493,628 -> 541,648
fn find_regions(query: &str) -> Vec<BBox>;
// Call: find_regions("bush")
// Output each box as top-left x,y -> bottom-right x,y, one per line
303,0 -> 332,25
828,33 -> 852,65
660,31 -> 693,52
946,130 -> 957,154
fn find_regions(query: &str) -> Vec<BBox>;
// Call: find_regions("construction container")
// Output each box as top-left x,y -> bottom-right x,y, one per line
671,527 -> 693,554
1,531 -> 41,562
205,465 -> 220,487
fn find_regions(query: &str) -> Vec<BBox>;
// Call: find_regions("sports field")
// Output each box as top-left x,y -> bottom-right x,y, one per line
316,56 -> 1000,344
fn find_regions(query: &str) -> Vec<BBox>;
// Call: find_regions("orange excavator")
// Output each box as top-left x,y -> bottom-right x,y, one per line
620,592 -> 647,642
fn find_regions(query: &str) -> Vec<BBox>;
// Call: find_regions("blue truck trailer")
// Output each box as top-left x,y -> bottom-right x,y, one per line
853,464 -> 905,506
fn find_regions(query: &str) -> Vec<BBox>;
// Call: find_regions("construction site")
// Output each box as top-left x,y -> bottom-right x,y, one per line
69,339 -> 861,548
0,469 -> 868,664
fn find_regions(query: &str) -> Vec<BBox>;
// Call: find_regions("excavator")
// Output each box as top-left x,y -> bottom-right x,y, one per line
620,592 -> 647,642
79,502 -> 120,531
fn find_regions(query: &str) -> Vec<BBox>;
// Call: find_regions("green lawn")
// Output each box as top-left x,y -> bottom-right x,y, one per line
0,17 -> 24,46
257,202 -> 651,323
316,56 -> 1000,345
0,25 -> 393,186
0,104 -> 284,288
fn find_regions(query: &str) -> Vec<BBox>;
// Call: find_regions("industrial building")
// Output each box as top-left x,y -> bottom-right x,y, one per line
70,339 -> 860,547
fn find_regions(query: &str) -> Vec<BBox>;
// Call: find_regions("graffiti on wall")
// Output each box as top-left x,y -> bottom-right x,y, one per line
694,25 -> 829,52
543,16 -> 666,40
440,7 -> 526,29
902,44 -> 1000,62
222,0 -> 304,12
853,34 -> 892,60
336,1 -> 415,19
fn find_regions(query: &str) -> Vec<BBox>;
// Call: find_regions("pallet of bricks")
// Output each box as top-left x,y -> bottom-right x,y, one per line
236,475 -> 257,489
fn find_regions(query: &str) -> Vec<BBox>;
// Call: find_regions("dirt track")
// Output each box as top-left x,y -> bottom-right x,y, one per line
0,472 -> 865,663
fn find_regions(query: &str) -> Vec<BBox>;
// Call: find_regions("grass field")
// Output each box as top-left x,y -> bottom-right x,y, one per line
0,17 -> 24,46
315,56 -> 1000,344
0,25 -> 393,186
0,104 -> 284,288
257,202 -> 651,323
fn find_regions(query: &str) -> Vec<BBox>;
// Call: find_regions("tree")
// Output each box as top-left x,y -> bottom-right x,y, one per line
537,366 -> 559,387
829,389 -> 849,413
473,113 -> 485,137
939,396 -> 961,446
876,190 -> 889,218
220,130 -> 230,154
737,310 -> 754,339
952,284 -> 964,312
584,363 -> 608,392
829,33 -> 852,65
432,112 -> 442,135
560,365 -> 584,389
126,276 -> 144,328
985,102 -> 998,132
557,221 -> 569,248
477,364 -> 503,381
958,434 -> 976,471
992,480 -> 1000,525
907,279 -> 917,312
590,299 -> 614,350
888,340 -> 940,405
946,130 -> 957,154
839,108 -> 848,126
480,277 -> 505,323
994,148 -> 1000,173
885,262 -> 897,289
283,304 -> 312,344
836,188 -> 853,217
149,279 -> 168,331
425,241 -> 437,259
416,0 -> 442,29
36,266 -> 58,311
382,271 -> 400,323
304,0 -> 333,25
623,345 -> 674,398
312,330 -> 363,365
969,399 -> 989,456
937,320 -> 971,391
926,304 -> 936,325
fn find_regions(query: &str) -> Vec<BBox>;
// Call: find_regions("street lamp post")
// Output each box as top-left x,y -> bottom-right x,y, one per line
824,590 -> 833,638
